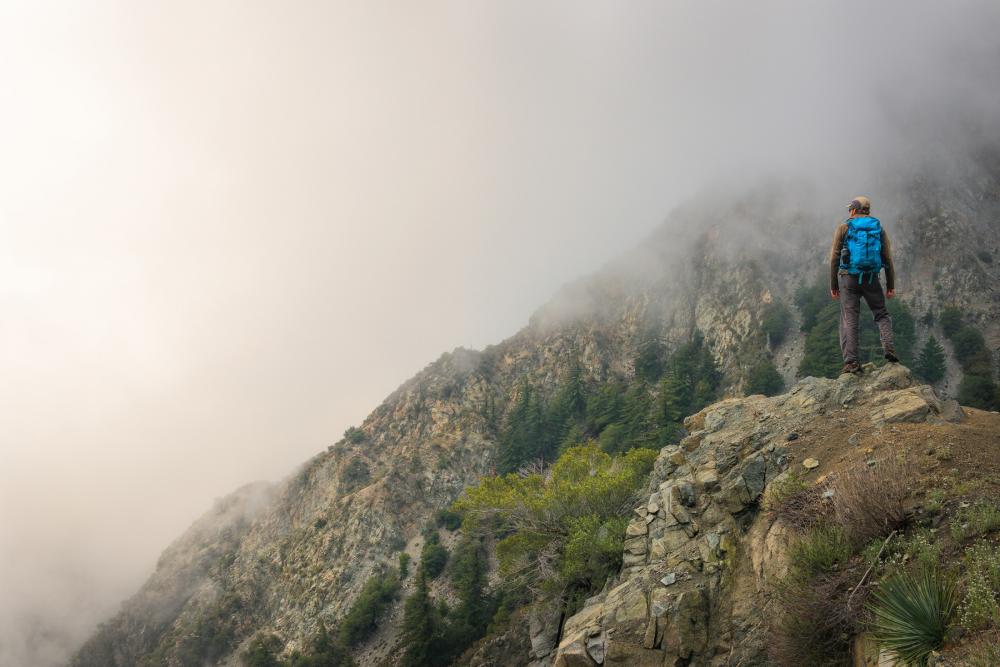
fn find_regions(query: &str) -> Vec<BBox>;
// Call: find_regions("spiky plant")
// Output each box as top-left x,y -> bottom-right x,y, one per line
868,569 -> 956,666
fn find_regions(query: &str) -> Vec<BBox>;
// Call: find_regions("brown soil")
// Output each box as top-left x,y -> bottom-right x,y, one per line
781,405 -> 1000,505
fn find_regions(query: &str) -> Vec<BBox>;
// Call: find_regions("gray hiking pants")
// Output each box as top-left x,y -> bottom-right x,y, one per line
838,273 -> 895,364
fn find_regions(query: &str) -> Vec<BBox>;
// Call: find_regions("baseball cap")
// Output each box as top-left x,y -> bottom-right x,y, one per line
847,196 -> 871,212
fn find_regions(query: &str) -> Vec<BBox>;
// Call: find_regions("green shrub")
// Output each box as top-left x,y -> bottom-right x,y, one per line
869,569 -> 956,665
455,444 -> 655,607
344,426 -> 366,444
338,571 -> 401,646
419,532 -> 449,579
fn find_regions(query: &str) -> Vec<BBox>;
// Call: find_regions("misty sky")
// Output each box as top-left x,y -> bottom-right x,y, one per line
3,2 -> 999,665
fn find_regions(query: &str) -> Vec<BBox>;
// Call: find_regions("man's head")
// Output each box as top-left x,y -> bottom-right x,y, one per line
847,195 -> 871,216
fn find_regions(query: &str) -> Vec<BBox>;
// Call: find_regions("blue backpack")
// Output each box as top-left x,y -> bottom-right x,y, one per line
840,216 -> 883,284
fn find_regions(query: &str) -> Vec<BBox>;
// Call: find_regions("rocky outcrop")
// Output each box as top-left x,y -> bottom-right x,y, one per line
552,364 -> 961,667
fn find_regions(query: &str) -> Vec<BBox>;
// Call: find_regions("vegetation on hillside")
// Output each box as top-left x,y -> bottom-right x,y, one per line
397,532 -> 497,667
496,331 -> 721,473
456,444 -> 656,614
767,453 -> 1000,667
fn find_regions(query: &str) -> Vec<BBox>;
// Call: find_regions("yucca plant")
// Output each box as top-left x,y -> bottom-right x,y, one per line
868,568 -> 957,666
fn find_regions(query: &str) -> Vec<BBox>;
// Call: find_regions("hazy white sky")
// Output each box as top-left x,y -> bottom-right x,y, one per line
2,2 -> 999,665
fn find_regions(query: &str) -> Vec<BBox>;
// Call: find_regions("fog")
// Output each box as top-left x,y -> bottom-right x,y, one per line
2,2 -> 999,665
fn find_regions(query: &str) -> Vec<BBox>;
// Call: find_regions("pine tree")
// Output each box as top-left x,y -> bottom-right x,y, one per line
620,383 -> 654,448
547,360 -> 588,451
497,383 -> 547,473
761,301 -> 792,346
400,573 -> 437,667
746,359 -> 784,396
634,316 -> 666,383
916,336 -> 946,384
798,302 -> 842,378
585,383 -> 624,435
658,369 -> 691,423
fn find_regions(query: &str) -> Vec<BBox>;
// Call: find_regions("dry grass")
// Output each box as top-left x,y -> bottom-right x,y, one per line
829,452 -> 911,546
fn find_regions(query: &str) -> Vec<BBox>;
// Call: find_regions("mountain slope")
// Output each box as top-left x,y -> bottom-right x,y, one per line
71,148 -> 1000,667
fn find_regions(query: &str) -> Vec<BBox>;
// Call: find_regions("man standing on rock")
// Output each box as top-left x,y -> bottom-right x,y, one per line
830,195 -> 898,375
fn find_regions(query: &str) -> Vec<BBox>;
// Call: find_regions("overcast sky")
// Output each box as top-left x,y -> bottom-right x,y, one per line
2,2 -> 999,665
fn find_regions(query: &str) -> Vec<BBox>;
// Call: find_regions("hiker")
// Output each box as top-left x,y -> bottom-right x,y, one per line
829,196 -> 898,375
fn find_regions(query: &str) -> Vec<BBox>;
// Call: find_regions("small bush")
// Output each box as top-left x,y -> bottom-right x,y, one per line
958,539 -> 1000,631
344,426 -> 367,444
868,569 -> 956,666
950,502 -> 1000,542
862,530 -> 941,575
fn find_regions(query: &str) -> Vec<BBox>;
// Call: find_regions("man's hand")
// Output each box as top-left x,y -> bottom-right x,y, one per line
886,289 -> 895,299
831,289 -> 839,300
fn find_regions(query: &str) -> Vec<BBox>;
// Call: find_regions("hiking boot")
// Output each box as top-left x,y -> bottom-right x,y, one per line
884,351 -> 899,363
840,361 -> 862,375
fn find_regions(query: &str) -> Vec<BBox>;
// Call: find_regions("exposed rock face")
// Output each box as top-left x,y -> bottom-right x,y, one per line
71,150 -> 1000,666
552,364 -> 960,667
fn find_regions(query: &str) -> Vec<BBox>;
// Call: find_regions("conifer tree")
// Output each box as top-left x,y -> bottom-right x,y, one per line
497,383 -> 547,473
620,382 -> 654,448
400,573 -> 436,667
916,336 -> 946,384
547,360 -> 588,451
585,383 -> 624,435
634,316 -> 666,383
657,369 -> 690,424
746,359 -> 784,396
